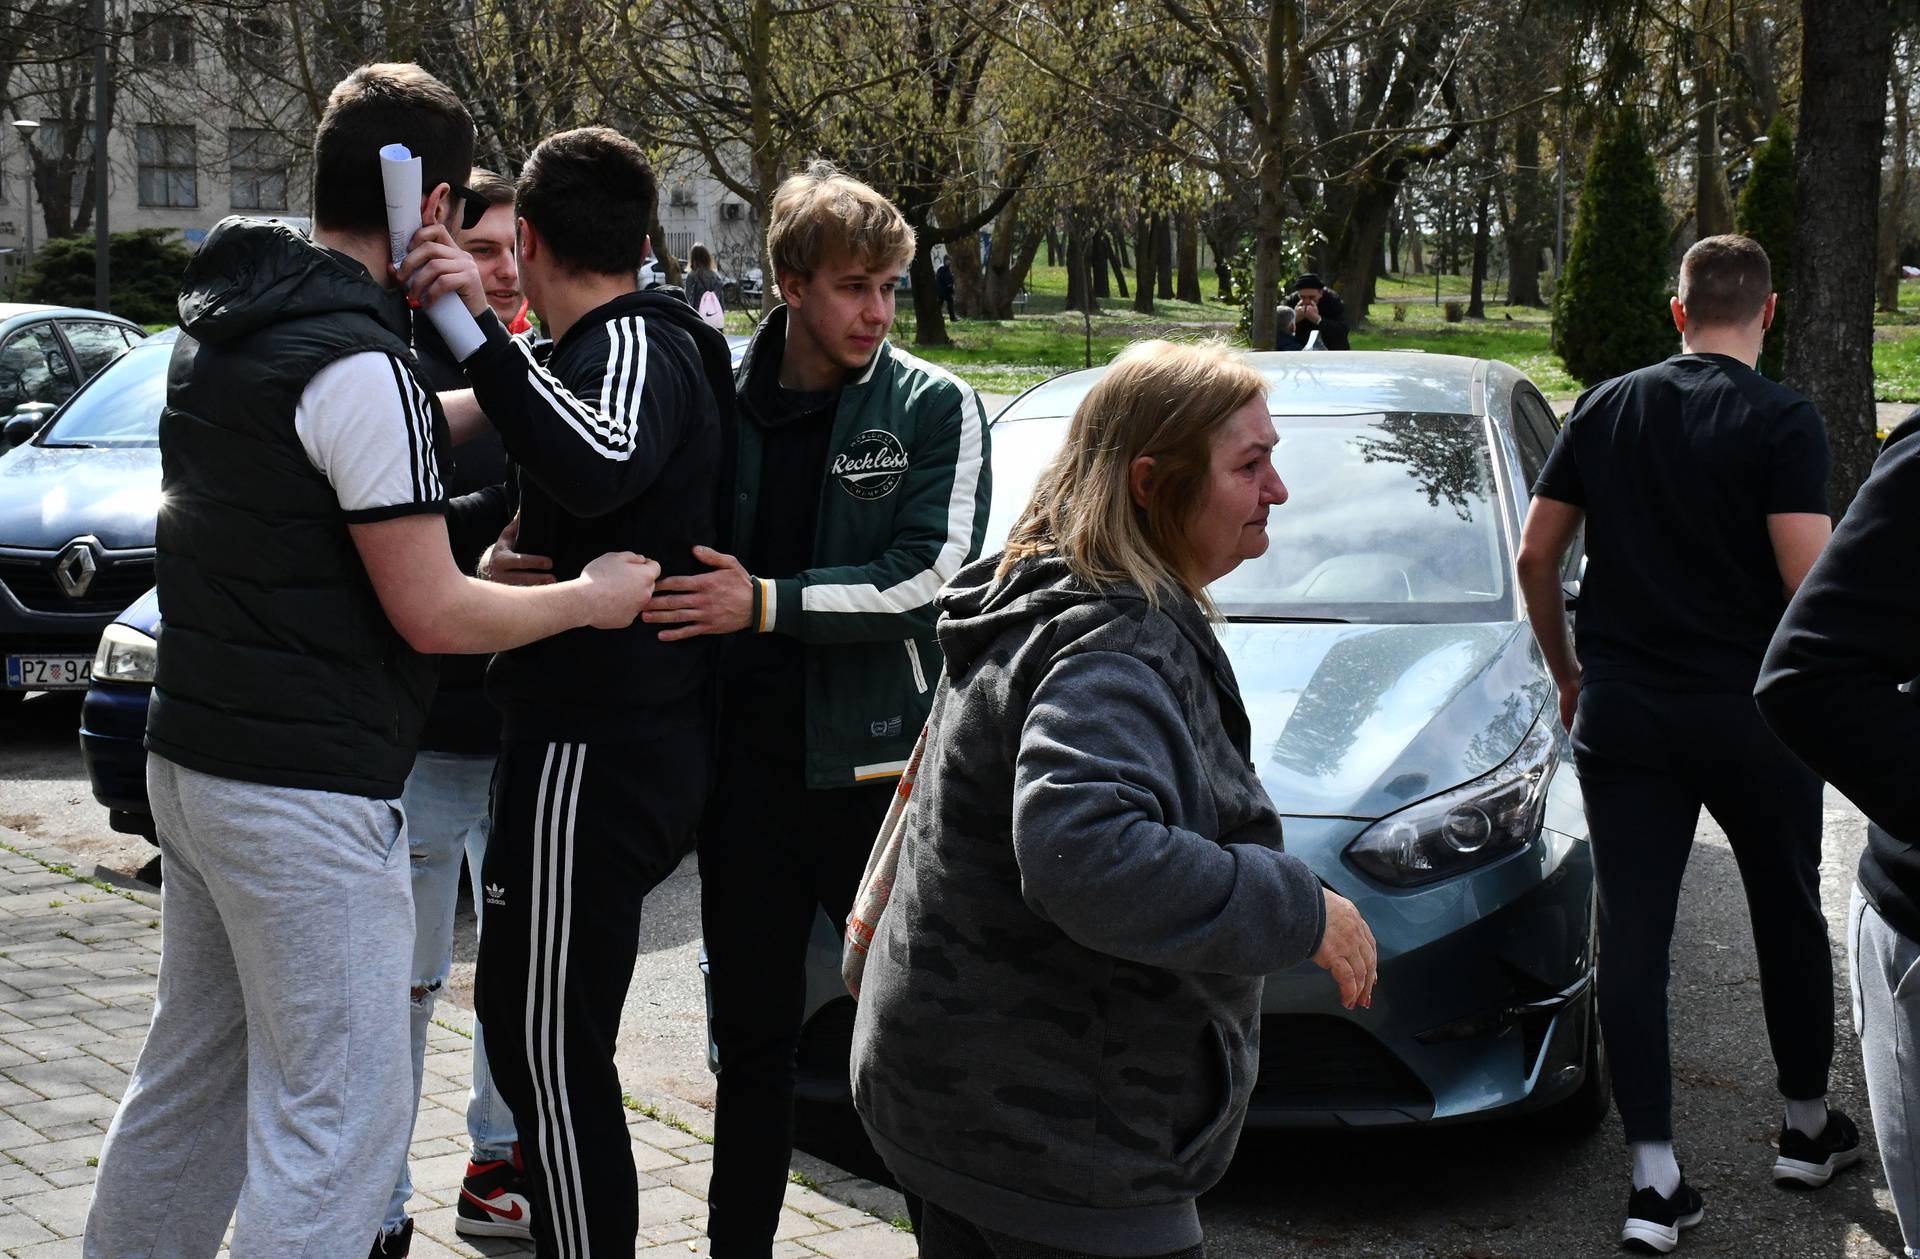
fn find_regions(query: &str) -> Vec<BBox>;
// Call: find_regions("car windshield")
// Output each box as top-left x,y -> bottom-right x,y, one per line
36,343 -> 166,448
985,411 -> 1513,626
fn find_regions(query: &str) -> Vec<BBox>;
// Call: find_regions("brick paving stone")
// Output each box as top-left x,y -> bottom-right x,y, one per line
803,1223 -> 922,1258
6,1090 -> 120,1131
0,1208 -> 60,1251
0,828 -> 915,1258
8,1183 -> 96,1237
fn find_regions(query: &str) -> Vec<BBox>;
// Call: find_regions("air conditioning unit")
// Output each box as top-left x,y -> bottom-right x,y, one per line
720,202 -> 744,221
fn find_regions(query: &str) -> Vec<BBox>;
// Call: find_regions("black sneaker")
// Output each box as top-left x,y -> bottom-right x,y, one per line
1620,1178 -> 1705,1253
1774,1107 -> 1864,1187
455,1142 -> 534,1240
368,1218 -> 413,1259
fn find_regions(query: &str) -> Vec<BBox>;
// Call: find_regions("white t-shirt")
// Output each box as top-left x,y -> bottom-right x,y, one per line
293,350 -> 447,521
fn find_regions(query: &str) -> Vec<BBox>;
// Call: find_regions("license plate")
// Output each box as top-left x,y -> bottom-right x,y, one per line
5,654 -> 93,690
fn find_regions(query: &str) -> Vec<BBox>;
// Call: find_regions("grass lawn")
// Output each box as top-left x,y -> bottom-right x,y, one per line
715,265 -> 1920,404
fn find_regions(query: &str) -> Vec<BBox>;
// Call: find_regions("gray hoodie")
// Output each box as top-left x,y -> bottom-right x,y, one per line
850,553 -> 1326,1255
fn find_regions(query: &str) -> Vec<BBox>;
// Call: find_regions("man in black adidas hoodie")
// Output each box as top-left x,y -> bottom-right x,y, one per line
1757,411 -> 1920,1259
404,126 -> 733,1259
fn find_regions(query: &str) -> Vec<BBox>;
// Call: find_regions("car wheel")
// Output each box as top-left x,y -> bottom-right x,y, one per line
1529,991 -> 1610,1139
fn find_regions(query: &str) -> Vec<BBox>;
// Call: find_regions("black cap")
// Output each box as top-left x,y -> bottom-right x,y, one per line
1292,273 -> 1324,291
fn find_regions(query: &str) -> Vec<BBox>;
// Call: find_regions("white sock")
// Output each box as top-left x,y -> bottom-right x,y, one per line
1786,1096 -> 1828,1138
1631,1140 -> 1682,1196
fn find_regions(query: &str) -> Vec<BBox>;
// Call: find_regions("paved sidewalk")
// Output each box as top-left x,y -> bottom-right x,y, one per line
0,829 -> 916,1258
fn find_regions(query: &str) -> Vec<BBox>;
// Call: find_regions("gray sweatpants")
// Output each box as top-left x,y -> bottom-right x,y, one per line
85,754 -> 415,1258
1851,882 -> 1920,1259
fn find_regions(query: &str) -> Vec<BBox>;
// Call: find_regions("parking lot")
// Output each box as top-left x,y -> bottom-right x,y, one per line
1,689 -> 1905,1257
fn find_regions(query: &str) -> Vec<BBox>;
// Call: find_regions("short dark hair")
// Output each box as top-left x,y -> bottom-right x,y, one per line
516,127 -> 656,277
1678,234 -> 1772,328
313,63 -> 474,234
468,167 -> 516,208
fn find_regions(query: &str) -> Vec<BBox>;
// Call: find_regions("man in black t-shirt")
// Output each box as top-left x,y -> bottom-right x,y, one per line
1517,234 -> 1852,1253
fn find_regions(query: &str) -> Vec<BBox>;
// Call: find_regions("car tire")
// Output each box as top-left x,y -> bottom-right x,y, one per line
1528,991 -> 1611,1139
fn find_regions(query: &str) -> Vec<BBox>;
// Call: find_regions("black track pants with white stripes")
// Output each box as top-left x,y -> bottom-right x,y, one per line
477,735 -> 708,1259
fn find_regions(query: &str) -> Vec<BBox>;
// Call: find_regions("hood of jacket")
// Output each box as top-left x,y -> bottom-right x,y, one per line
935,550 -> 1223,682
177,216 -> 410,346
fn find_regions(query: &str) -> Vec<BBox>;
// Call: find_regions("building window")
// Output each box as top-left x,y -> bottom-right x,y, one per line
231,12 -> 277,64
34,122 -> 93,208
132,11 -> 192,65
137,124 -> 197,207
228,128 -> 286,210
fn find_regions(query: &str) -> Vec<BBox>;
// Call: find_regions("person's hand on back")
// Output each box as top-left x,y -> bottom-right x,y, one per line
576,552 -> 660,629
479,514 -> 555,586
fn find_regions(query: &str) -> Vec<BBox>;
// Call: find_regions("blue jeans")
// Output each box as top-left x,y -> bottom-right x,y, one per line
384,750 -> 518,1236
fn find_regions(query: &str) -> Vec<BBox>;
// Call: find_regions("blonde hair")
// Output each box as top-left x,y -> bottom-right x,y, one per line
767,161 -> 916,281
1000,340 -> 1268,610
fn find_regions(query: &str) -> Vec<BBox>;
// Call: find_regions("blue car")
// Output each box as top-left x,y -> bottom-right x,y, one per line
760,351 -> 1604,1135
0,330 -> 172,708
79,331 -> 755,840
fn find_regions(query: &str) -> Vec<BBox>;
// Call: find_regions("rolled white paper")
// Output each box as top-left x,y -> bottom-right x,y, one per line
380,142 -> 485,360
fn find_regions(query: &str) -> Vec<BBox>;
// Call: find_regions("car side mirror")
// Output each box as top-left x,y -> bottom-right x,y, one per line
1,407 -> 49,451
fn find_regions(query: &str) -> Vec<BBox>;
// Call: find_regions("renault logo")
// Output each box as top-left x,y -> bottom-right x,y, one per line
53,537 -> 100,599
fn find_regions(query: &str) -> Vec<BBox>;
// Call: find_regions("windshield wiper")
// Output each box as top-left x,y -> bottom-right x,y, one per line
38,440 -> 96,449
1225,614 -> 1352,624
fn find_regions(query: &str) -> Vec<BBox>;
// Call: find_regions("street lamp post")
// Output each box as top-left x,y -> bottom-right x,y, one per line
9,119 -> 38,295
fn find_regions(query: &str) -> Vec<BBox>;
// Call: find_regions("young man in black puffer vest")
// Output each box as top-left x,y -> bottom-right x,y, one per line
85,65 -> 657,1258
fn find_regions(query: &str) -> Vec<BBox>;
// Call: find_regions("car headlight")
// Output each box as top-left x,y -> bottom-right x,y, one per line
1346,717 -> 1558,888
92,622 -> 157,685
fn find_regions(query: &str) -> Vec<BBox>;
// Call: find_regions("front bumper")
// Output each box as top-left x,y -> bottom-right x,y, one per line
79,679 -> 153,834
1246,818 -> 1595,1128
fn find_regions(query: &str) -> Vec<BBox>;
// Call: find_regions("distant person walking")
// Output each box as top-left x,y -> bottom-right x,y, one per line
1517,234 -> 1851,1255
1757,408 -> 1920,1259
685,242 -> 727,310
937,258 -> 957,321
851,340 -> 1375,1258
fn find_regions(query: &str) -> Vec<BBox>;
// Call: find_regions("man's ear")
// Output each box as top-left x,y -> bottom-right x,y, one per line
1760,291 -> 1778,332
1129,454 -> 1155,510
778,269 -> 806,311
517,217 -> 539,266
1669,295 -> 1688,335
422,181 -> 453,231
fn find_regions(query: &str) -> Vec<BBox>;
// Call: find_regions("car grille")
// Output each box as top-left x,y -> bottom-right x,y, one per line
0,553 -> 154,615
1252,1014 -> 1434,1118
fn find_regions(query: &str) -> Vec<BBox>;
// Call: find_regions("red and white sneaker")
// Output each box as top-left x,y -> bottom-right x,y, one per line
454,1143 -> 534,1240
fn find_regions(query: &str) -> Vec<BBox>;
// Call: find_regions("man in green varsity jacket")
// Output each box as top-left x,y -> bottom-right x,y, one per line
643,163 -> 991,1255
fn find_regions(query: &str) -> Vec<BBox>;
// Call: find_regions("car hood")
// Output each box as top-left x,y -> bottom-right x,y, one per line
1219,620 -> 1551,821
0,443 -> 161,550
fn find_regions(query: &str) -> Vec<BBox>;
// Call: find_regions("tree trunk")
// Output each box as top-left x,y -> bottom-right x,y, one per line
909,244 -> 949,347
950,232 -> 986,318
1133,214 -> 1156,314
1785,0 -> 1896,516
1089,233 -> 1112,299
1045,226 -> 1060,267
1389,216 -> 1403,275
1065,225 -> 1093,312
1469,166 -> 1493,319
1250,157 -> 1285,351
649,220 -> 682,285
1176,213 -> 1202,303
1693,33 -> 1736,239
1506,123 -> 1546,307
1879,53 -> 1911,313
985,221 -> 1044,318
1155,215 -> 1174,299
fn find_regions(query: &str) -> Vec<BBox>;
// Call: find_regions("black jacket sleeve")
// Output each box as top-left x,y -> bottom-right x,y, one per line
445,478 -> 517,573
1314,290 -> 1351,351
458,309 -> 696,520
1756,415 -> 1920,840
